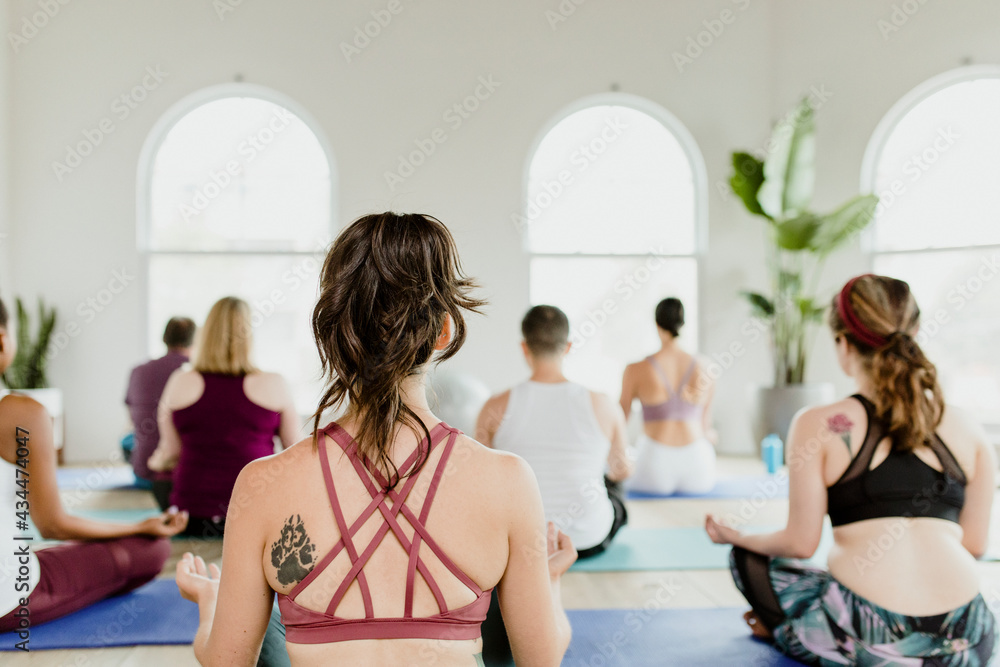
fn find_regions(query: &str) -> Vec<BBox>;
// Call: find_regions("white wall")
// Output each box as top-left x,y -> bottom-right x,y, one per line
6,0 -> 1000,462
0,5 -> 11,296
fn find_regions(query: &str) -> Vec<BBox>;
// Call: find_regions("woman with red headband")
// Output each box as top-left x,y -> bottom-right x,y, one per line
705,274 -> 997,664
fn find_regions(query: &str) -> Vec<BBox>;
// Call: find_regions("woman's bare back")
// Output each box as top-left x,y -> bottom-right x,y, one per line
817,398 -> 990,615
242,421 -> 518,665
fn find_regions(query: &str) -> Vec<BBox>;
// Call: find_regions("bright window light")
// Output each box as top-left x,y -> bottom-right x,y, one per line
144,94 -> 332,414
869,75 -> 1000,424
526,103 -> 701,399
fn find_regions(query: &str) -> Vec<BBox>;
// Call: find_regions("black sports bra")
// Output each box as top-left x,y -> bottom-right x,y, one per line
826,395 -> 966,528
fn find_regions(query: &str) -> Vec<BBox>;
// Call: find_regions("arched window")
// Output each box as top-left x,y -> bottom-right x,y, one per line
139,85 -> 334,412
863,67 -> 1000,426
523,96 -> 705,397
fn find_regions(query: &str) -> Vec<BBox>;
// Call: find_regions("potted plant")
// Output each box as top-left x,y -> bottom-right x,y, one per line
729,99 -> 879,448
1,298 -> 64,453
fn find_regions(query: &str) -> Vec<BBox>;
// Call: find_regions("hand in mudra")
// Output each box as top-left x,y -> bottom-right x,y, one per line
176,552 -> 221,605
546,522 -> 577,579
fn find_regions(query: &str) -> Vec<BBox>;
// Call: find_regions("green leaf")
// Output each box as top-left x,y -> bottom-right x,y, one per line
740,291 -> 775,318
797,297 -> 826,323
758,99 -> 816,219
775,213 -> 821,251
3,297 -> 57,389
728,152 -> 768,218
809,194 -> 879,255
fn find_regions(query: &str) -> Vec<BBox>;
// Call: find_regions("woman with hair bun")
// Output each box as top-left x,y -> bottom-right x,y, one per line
174,214 -> 575,666
706,274 -> 998,665
620,297 -> 718,495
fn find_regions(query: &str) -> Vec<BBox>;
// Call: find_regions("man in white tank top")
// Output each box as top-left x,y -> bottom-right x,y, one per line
476,306 -> 632,557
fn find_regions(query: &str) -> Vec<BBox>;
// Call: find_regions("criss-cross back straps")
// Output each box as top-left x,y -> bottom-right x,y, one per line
677,359 -> 697,393
404,431 -> 456,617
289,422 -> 482,620
647,356 -> 696,396
343,427 -> 485,617
284,424 -> 431,608
646,356 -> 672,396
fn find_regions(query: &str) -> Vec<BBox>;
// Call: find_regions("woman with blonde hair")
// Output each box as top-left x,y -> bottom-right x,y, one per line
706,274 -> 997,664
149,296 -> 300,537
173,213 -> 575,666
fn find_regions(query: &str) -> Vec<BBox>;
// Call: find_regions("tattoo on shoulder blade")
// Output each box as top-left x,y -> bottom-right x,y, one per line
826,414 -> 854,452
270,514 -> 317,586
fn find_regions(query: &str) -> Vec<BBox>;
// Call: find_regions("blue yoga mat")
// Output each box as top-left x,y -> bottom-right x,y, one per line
563,608 -> 805,666
56,466 -> 140,492
570,526 -> 834,572
627,473 -> 789,500
0,579 -> 197,650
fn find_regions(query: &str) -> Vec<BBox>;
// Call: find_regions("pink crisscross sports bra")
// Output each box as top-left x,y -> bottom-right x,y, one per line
276,421 -> 491,644
641,356 -> 704,423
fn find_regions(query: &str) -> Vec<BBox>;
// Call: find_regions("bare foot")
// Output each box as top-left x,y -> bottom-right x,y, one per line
743,610 -> 774,641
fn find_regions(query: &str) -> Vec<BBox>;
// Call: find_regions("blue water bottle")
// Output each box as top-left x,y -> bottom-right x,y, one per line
761,434 -> 784,474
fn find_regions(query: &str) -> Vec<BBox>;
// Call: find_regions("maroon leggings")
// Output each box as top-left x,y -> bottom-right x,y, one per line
0,536 -> 170,631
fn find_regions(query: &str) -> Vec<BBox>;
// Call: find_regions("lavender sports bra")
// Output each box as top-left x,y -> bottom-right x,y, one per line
641,356 -> 704,423
276,421 -> 491,644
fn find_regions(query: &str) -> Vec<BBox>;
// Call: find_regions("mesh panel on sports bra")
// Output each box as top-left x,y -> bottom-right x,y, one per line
834,394 -> 966,486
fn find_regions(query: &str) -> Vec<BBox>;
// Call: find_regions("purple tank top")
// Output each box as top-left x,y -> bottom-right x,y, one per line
170,373 -> 281,518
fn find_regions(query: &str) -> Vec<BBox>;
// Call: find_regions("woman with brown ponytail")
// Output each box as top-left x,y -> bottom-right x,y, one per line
705,274 -> 998,665
173,213 -> 575,666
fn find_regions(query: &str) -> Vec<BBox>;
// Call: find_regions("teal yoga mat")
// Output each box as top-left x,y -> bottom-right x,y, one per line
56,466 -> 140,491
74,507 -> 163,522
23,508 -> 164,543
570,526 -> 835,572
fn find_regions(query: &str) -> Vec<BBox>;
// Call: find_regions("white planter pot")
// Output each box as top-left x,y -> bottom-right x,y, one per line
748,383 -> 835,454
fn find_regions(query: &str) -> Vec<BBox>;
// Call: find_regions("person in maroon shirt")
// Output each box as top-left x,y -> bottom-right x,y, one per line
125,316 -> 195,509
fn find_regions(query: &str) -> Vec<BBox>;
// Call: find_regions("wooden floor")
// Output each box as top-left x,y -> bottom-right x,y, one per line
8,457 -> 1000,665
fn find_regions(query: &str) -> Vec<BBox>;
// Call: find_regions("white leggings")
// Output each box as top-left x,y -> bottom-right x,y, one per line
628,434 -> 716,495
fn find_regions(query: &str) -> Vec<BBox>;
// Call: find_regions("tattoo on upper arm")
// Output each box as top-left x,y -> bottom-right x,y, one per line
270,514 -> 317,586
826,414 -> 854,452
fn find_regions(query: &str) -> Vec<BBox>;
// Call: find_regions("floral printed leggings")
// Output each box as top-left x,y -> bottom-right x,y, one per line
730,546 -> 999,666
